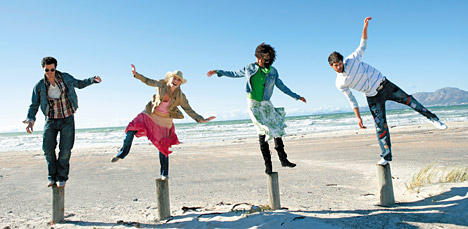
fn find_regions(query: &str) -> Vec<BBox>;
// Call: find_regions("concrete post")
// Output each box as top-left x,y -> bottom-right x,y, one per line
267,172 -> 281,210
156,178 -> 170,220
376,163 -> 395,207
51,186 -> 65,224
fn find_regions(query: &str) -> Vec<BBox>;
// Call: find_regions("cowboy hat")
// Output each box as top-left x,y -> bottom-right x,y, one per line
165,70 -> 187,85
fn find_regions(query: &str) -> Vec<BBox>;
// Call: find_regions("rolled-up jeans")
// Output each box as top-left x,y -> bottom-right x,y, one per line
116,130 -> 169,176
43,115 -> 75,182
366,79 -> 439,161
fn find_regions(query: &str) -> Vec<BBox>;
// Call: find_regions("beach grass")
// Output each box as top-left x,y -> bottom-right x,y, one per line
406,163 -> 468,193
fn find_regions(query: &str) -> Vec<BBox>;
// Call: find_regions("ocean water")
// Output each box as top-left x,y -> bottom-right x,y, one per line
1,105 -> 467,153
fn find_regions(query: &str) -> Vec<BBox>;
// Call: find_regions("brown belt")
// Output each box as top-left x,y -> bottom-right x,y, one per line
376,78 -> 387,92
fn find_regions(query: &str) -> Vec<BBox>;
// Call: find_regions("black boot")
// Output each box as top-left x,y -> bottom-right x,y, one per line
274,138 -> 296,168
259,135 -> 273,174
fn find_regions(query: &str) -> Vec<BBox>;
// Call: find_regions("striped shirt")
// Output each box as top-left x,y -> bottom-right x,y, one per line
45,73 -> 75,119
335,39 -> 385,108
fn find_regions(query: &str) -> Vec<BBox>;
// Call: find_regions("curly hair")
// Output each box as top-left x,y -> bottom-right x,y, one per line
255,43 -> 276,68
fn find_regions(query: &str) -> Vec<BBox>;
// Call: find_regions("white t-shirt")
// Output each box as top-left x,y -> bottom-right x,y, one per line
48,83 -> 61,99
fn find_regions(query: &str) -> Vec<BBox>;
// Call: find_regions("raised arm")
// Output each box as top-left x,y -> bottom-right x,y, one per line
346,17 -> 372,62
131,64 -> 165,87
362,17 -> 372,40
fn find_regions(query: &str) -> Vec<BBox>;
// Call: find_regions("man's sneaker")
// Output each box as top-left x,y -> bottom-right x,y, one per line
47,180 -> 56,187
57,181 -> 66,188
161,175 -> 169,181
429,119 -> 448,130
111,157 -> 120,163
377,158 -> 388,165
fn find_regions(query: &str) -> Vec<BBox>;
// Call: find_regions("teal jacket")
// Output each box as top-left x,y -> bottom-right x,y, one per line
26,71 -> 97,121
216,63 -> 301,101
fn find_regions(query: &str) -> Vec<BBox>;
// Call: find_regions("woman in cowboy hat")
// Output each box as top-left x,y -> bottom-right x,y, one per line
111,64 -> 215,180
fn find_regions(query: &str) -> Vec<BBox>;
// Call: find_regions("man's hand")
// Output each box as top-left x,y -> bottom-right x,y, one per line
299,97 -> 307,103
357,117 -> 366,129
23,120 -> 34,134
362,17 -> 372,40
206,70 -> 216,77
353,107 -> 366,129
199,116 -> 216,123
94,76 -> 102,83
364,17 -> 372,26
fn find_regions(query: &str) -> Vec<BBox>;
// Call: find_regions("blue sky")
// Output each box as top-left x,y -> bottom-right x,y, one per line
1,0 -> 467,132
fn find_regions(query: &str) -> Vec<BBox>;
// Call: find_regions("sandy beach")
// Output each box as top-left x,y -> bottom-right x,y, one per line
1,122 -> 467,228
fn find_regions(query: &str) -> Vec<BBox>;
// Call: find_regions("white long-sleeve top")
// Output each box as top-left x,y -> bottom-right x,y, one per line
335,39 -> 385,108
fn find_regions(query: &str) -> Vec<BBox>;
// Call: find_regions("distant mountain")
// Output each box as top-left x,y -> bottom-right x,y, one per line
386,87 -> 468,110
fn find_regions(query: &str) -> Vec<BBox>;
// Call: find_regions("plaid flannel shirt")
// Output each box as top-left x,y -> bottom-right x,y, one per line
44,73 -> 75,119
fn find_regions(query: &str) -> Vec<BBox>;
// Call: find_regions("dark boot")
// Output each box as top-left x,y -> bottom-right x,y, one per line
274,138 -> 296,168
259,135 -> 273,174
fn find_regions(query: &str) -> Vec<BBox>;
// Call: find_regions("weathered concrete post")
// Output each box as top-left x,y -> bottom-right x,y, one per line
51,186 -> 65,224
267,172 -> 281,210
156,178 -> 170,220
376,163 -> 395,207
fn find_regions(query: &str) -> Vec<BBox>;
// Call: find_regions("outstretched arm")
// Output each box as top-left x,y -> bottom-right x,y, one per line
362,17 -> 372,40
131,64 -> 164,87
198,116 -> 216,123
179,93 -> 216,123
275,77 -> 302,101
347,17 -> 372,62
207,67 -> 246,78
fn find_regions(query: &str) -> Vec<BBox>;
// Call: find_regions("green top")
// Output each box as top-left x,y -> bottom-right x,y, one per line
249,66 -> 271,101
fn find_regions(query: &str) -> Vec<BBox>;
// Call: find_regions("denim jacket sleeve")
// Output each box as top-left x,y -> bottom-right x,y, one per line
215,66 -> 246,78
134,72 -> 165,87
63,73 -> 96,89
26,82 -> 42,122
275,77 -> 301,100
178,92 -> 203,122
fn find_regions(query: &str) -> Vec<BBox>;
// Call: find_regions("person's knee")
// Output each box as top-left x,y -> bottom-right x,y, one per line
58,151 -> 71,161
42,144 -> 57,156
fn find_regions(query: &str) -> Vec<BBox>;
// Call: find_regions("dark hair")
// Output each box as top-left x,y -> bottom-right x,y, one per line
328,52 -> 343,65
41,56 -> 58,68
255,43 -> 276,68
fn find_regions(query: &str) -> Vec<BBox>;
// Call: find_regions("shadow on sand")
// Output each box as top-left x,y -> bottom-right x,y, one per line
56,187 -> 467,228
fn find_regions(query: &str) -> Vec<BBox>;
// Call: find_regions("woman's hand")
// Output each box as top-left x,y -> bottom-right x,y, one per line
131,64 -> 137,76
199,116 -> 216,123
206,70 -> 217,77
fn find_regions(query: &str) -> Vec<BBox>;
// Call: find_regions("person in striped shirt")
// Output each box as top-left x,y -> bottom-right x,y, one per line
328,17 -> 447,165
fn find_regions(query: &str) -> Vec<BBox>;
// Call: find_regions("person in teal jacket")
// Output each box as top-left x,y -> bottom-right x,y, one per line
24,56 -> 101,188
207,43 -> 306,174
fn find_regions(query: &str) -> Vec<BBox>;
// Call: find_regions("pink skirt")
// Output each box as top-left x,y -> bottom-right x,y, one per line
125,112 -> 180,156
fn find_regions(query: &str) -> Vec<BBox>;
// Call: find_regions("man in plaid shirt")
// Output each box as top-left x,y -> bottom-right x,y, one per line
24,57 -> 102,188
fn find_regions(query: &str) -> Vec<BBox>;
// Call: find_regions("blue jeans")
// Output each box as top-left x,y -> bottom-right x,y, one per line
116,130 -> 169,176
43,115 -> 75,182
366,80 -> 439,161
